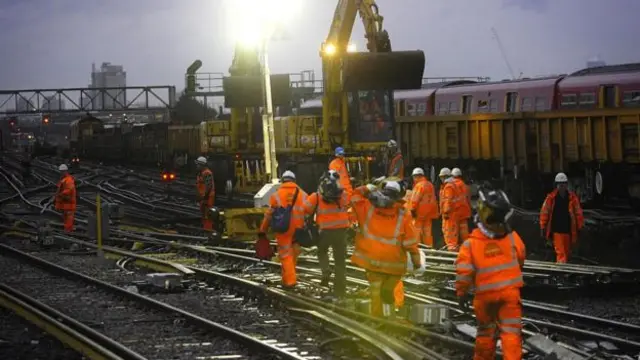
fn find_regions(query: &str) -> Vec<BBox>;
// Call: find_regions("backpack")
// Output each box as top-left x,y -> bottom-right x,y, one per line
271,187 -> 299,233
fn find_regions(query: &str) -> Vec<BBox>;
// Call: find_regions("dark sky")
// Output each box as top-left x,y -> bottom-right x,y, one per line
0,0 -> 638,91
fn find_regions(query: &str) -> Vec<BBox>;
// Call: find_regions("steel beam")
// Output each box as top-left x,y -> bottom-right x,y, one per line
0,86 -> 176,115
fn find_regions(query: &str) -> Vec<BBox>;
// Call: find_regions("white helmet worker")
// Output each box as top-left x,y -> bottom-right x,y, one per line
451,168 -> 462,177
554,172 -> 568,183
195,156 -> 207,165
282,170 -> 296,182
411,167 -> 425,176
58,164 -> 68,171
438,167 -> 451,177
387,139 -> 398,148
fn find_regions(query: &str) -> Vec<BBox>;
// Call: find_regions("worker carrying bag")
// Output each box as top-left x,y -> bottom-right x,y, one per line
271,187 -> 299,234
294,200 -> 319,248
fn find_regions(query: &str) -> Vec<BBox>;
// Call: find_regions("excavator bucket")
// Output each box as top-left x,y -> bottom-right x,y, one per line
223,74 -> 292,108
342,50 -> 425,91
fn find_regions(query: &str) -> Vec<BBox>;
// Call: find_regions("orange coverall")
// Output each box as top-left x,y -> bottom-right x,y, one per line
539,189 -> 584,263
408,176 -> 438,247
329,157 -> 353,199
55,174 -> 76,233
452,177 -> 472,240
455,228 -> 526,360
260,182 -> 309,287
350,186 -> 420,317
196,167 -> 215,231
440,178 -> 460,250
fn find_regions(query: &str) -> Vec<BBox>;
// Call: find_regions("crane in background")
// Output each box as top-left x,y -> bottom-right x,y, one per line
491,27 -> 518,80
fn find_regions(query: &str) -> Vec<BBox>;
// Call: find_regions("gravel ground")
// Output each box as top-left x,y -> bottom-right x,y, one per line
0,308 -> 83,360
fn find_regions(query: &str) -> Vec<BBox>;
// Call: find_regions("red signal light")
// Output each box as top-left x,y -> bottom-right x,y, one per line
169,173 -> 175,180
162,173 -> 168,180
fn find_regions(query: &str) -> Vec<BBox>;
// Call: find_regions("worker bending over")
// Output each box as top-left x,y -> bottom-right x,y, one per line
386,140 -> 404,177
455,185 -> 525,360
195,156 -> 215,231
439,167 -> 460,250
329,147 -> 353,199
539,172 -> 584,263
55,164 -> 76,233
259,171 -> 308,289
350,180 -> 422,318
408,167 -> 438,247
305,170 -> 350,298
451,168 -> 472,240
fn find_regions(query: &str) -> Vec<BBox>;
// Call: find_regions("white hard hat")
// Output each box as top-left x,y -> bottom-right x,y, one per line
387,139 -> 397,148
411,167 -> 424,176
555,172 -> 568,183
58,164 -> 68,171
282,170 -> 296,180
451,168 -> 462,177
438,167 -> 451,177
383,181 -> 401,192
195,156 -> 207,165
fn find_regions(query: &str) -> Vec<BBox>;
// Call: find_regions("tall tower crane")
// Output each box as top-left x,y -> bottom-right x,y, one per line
491,27 -> 516,80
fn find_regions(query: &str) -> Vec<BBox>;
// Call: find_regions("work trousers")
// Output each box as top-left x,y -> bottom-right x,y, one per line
317,228 -> 348,297
414,219 -> 433,247
394,281 -> 404,308
552,232 -> 572,263
442,217 -> 459,251
366,271 -> 401,317
62,211 -> 75,233
458,219 -> 469,242
473,287 -> 523,360
277,235 -> 301,287
200,197 -> 215,231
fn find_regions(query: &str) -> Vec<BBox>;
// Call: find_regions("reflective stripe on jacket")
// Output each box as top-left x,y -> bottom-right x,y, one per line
409,176 -> 438,220
455,229 -> 526,296
452,177 -> 471,219
260,182 -> 310,234
439,178 -> 458,219
305,192 -> 350,230
196,168 -> 215,202
539,189 -> 584,241
55,174 -> 76,211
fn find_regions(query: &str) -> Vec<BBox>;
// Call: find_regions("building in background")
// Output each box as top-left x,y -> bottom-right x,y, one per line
81,62 -> 127,110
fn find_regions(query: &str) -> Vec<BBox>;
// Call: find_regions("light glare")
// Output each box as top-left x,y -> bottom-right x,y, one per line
347,43 -> 356,52
227,0 -> 301,46
324,43 -> 336,55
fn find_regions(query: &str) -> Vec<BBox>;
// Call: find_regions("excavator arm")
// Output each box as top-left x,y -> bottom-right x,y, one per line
320,0 -> 424,152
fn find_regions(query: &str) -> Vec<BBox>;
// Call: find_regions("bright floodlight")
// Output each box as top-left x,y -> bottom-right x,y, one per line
227,0 -> 301,47
323,43 -> 337,56
347,43 -> 357,52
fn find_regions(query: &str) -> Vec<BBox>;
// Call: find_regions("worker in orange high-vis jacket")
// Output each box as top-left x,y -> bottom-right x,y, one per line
539,172 -> 584,263
408,167 -> 438,247
55,164 -> 76,233
451,167 -> 472,241
195,156 -> 215,231
304,170 -> 350,298
259,171 -> 309,289
350,180 -> 422,318
439,167 -> 459,250
455,185 -> 526,360
386,140 -> 405,178
329,147 -> 352,199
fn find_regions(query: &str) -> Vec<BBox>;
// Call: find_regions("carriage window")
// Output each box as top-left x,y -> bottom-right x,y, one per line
437,102 -> 449,115
407,103 -> 416,116
477,100 -> 489,113
505,92 -> 518,112
622,91 -> 640,107
489,99 -> 498,112
448,101 -> 459,114
578,93 -> 596,107
417,103 -> 427,115
462,95 -> 473,114
561,94 -> 577,107
521,97 -> 533,111
534,97 -> 547,111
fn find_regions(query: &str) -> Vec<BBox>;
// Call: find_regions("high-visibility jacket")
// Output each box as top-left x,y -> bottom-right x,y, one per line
455,228 -> 525,296
329,157 -> 353,197
260,182 -> 309,235
540,189 -> 584,241
409,176 -> 438,220
55,174 -> 76,211
350,186 -> 419,275
305,192 -> 350,230
439,178 -> 458,220
388,152 -> 404,178
196,168 -> 215,203
452,177 -> 471,220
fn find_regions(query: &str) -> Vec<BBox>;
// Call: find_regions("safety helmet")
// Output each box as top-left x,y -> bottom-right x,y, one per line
58,164 -> 68,171
438,167 -> 451,177
476,186 -> 514,226
326,169 -> 341,181
195,156 -> 207,165
381,181 -> 402,201
554,172 -> 568,183
319,173 -> 343,200
387,139 -> 398,148
451,168 -> 462,177
411,167 -> 425,176
335,147 -> 345,156
281,170 -> 296,181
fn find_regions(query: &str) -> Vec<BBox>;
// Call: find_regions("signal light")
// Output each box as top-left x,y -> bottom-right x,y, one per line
161,172 -> 176,182
42,115 -> 50,124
